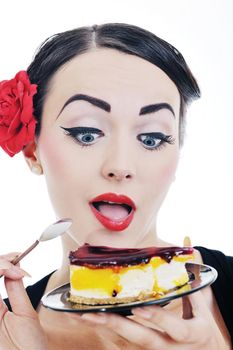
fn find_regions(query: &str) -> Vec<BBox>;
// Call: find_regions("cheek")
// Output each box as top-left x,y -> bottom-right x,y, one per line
159,155 -> 178,184
37,134 -> 90,207
39,137 -> 71,182
39,129 -> 87,178
142,150 -> 179,200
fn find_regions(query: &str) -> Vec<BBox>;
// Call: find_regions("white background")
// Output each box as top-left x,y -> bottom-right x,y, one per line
0,0 -> 233,289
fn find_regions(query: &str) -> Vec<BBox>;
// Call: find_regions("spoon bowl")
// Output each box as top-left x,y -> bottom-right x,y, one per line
39,218 -> 72,242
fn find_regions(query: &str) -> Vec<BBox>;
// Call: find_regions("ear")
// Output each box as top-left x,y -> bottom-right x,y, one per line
23,141 -> 43,175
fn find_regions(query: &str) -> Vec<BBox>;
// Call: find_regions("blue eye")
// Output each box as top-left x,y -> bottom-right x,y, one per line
77,133 -> 98,144
137,132 -> 174,150
60,126 -> 104,146
140,135 -> 161,148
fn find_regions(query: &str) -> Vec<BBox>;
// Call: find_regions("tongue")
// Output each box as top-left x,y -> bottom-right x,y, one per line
98,204 -> 129,221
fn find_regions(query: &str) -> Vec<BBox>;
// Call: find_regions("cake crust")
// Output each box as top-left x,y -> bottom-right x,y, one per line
68,290 -> 160,306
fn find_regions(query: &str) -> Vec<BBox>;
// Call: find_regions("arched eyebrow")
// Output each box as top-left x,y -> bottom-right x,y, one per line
57,94 -> 111,118
139,103 -> 175,117
57,94 -> 175,118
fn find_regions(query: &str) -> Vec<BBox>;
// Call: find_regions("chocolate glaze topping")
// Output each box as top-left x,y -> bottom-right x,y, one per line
69,244 -> 193,268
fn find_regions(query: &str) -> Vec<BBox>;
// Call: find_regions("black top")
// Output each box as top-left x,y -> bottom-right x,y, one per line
4,246 -> 233,343
195,246 -> 233,340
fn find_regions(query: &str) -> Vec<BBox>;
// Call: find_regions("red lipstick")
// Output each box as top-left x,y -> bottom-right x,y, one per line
89,193 -> 136,231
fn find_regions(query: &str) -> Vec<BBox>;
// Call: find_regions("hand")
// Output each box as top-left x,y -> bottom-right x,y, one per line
81,291 -> 229,349
0,254 -> 48,350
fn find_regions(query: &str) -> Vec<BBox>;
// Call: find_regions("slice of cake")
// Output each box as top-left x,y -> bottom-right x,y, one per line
68,244 -> 194,305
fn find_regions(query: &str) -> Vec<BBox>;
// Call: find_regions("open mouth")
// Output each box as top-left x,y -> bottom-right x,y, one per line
89,193 -> 136,231
91,201 -> 132,221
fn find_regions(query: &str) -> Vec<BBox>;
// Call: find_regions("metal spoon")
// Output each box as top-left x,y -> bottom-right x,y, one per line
10,218 -> 72,265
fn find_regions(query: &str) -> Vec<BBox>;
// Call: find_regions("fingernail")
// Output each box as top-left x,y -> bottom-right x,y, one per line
81,313 -> 106,324
12,266 -> 31,278
133,307 -> 152,319
20,269 -> 32,278
0,259 -> 12,270
183,236 -> 192,247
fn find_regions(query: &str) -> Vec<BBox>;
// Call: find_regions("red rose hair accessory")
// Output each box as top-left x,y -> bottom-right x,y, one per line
0,71 -> 37,157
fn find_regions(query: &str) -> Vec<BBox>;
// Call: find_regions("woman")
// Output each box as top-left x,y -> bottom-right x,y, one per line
0,23 -> 232,349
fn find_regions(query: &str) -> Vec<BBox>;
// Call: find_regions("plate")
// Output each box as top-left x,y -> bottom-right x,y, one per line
41,263 -> 217,316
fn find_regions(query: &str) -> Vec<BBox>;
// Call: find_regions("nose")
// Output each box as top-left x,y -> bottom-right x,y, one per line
101,145 -> 135,182
105,169 -> 134,181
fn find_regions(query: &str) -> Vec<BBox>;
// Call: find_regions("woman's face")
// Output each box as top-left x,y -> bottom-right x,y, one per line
36,49 -> 180,248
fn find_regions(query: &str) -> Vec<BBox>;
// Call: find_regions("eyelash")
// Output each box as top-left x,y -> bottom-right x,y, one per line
60,127 -> 175,151
137,132 -> 175,151
60,126 -> 104,147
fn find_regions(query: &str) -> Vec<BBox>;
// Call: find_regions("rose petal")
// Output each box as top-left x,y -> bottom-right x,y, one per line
0,71 -> 37,156
0,125 -> 11,142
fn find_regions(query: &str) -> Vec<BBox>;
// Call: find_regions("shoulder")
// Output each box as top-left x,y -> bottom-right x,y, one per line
195,246 -> 233,272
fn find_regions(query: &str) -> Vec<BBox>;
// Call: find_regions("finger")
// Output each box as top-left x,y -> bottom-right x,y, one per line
0,252 -> 21,262
0,294 -> 8,320
181,292 -> 215,342
0,259 -> 12,270
4,278 -> 37,319
187,291 -> 211,318
0,260 -> 30,280
133,293 -> 212,344
133,305 -> 193,343
81,312 -> 167,350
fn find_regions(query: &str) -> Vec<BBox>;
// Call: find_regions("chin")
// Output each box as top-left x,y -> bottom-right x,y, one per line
84,229 -> 141,248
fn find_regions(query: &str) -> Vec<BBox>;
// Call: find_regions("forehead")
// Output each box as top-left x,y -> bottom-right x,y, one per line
47,48 -> 180,112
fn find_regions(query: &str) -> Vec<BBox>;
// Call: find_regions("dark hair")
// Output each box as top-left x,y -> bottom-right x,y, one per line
27,23 -> 200,144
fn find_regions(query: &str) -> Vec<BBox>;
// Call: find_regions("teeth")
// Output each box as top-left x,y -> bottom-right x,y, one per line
99,200 -> 126,205
92,201 -> 132,214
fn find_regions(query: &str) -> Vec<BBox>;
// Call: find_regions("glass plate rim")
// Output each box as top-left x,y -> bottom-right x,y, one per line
41,262 -> 218,314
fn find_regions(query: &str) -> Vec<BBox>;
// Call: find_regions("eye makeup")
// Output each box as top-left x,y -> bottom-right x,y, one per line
60,126 -> 104,147
61,126 -> 175,152
137,132 -> 175,151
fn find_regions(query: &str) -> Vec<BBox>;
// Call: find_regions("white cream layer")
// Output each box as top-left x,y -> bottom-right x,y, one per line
70,260 -> 189,299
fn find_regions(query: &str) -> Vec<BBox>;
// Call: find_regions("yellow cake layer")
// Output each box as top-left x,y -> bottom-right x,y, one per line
70,254 -> 193,301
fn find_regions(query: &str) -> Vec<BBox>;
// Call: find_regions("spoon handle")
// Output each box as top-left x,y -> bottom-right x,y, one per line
11,240 -> 40,265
